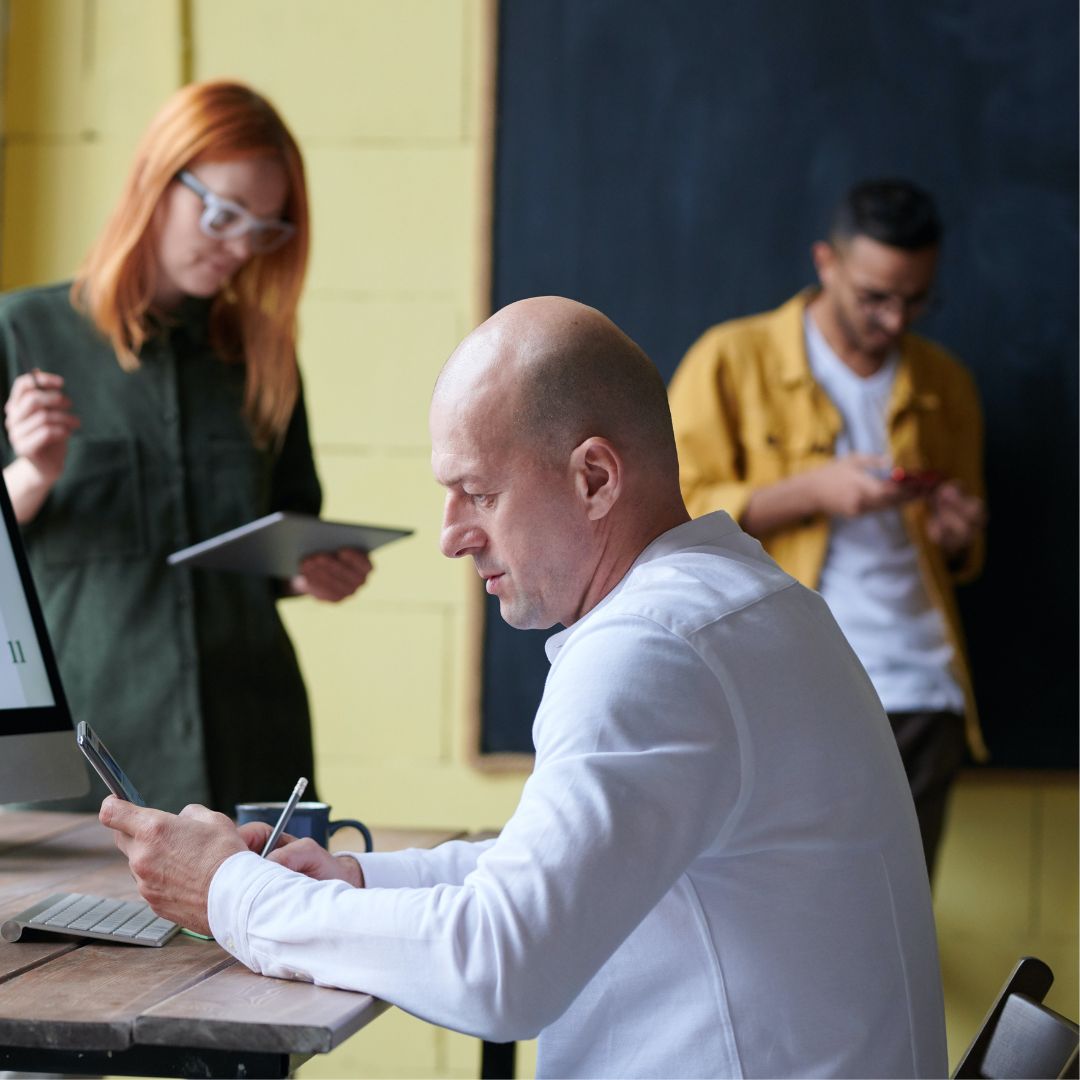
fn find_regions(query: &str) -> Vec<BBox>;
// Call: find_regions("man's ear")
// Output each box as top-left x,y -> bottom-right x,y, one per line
571,437 -> 622,521
811,240 -> 837,288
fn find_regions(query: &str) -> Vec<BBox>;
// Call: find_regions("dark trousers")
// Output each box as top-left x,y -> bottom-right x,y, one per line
888,709 -> 969,882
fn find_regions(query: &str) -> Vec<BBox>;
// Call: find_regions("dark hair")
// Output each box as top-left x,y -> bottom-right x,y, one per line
830,178 -> 943,251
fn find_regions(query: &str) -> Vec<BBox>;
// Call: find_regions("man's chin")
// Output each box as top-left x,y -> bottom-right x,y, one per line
861,330 -> 901,357
499,600 -> 556,632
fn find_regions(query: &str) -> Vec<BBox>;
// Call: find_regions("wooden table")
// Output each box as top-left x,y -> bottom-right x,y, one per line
0,810 -> 463,1078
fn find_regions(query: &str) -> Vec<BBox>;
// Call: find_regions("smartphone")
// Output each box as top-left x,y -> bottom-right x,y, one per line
889,466 -> 944,493
75,721 -> 146,806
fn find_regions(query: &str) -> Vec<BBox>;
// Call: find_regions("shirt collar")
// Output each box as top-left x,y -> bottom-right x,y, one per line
543,511 -> 739,662
148,296 -> 213,347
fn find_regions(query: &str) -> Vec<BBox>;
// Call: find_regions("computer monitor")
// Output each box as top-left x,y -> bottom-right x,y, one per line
0,474 -> 88,803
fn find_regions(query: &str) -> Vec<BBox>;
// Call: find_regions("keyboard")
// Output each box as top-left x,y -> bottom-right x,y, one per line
1,892 -> 179,947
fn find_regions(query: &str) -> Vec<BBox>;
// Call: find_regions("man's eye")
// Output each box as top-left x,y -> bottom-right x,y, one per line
471,493 -> 496,509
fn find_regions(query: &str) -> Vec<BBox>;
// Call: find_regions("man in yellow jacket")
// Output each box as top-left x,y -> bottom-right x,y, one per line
669,179 -> 987,878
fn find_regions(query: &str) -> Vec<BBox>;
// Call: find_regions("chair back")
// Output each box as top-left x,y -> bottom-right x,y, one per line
953,957 -> 1079,1079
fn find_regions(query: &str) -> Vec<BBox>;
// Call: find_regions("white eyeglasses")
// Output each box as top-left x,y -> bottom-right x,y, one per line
176,170 -> 296,254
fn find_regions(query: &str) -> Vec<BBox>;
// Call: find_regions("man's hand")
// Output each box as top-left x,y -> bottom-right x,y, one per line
267,837 -> 365,886
289,548 -> 373,602
925,481 -> 986,558
808,455 -> 914,518
236,822 -> 364,886
742,453 -> 914,537
99,797 -> 247,936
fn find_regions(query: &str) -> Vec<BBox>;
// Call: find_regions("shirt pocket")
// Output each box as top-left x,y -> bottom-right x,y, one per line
204,438 -> 271,533
741,409 -> 831,481
41,436 -> 147,565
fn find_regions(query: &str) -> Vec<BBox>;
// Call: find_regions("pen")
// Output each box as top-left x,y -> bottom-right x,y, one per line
260,776 -> 308,857
9,325 -> 42,389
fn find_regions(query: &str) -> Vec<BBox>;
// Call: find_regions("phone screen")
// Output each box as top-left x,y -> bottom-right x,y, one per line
890,467 -> 944,492
76,721 -> 146,806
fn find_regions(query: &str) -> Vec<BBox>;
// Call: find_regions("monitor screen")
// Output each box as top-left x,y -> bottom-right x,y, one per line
0,527 -> 56,711
0,474 -> 87,803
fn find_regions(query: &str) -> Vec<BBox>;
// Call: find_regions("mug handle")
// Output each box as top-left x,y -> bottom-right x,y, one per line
328,818 -> 373,853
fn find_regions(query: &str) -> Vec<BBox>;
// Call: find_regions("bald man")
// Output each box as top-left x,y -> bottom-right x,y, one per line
102,298 -> 946,1079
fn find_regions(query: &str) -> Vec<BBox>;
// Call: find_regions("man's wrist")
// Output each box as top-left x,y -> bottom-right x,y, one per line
335,853 -> 365,887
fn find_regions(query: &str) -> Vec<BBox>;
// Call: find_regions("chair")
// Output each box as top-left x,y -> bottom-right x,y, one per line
952,956 -> 1079,1079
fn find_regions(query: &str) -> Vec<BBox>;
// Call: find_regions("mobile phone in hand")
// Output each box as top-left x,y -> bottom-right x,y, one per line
76,720 -> 146,806
889,466 -> 944,493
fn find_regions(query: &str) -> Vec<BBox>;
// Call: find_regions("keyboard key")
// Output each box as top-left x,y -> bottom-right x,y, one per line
68,899 -> 124,931
135,918 -> 177,943
33,894 -> 102,928
25,895 -> 82,926
112,908 -> 159,937
93,900 -> 147,934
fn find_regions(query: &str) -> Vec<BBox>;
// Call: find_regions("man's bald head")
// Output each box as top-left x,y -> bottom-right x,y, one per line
434,297 -> 679,479
431,298 -> 690,629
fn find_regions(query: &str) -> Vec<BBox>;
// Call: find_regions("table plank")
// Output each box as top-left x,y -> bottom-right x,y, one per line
0,934 -> 234,1051
0,859 -> 149,984
0,819 -> 133,983
137,965 -> 390,1054
0,937 -> 81,984
0,820 -> 133,916
136,826 -> 461,1054
0,810 -> 96,853
364,826 -> 464,853
0,816 -> 466,1066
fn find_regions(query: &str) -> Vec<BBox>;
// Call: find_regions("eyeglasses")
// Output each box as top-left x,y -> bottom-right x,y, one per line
176,170 -> 296,254
851,286 -> 939,320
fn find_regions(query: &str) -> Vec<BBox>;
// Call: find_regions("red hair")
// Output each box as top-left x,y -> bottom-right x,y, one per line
72,80 -> 310,444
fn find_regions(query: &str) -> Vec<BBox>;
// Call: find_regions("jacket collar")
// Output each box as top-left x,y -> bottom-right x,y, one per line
776,289 -> 819,388
776,289 -> 939,415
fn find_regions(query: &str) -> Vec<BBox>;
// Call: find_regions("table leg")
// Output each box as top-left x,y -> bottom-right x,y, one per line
481,1038 -> 516,1079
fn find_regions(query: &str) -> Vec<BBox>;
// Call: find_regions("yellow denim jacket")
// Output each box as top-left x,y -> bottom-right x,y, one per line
669,291 -> 988,760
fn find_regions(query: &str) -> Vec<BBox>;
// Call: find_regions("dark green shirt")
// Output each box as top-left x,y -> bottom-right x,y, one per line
0,283 -> 322,813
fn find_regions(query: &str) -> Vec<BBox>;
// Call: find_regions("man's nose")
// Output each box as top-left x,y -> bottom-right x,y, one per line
440,503 -> 484,560
878,301 -> 906,334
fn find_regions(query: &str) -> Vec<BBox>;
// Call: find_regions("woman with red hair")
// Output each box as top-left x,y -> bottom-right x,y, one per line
0,80 -> 370,813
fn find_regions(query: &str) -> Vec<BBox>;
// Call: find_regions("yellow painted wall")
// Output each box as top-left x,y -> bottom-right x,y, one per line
1,1 -> 528,1074
0,4 -> 1074,1079
936,770 -> 1078,1072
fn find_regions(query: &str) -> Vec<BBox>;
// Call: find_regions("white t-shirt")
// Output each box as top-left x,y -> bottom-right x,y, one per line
208,512 -> 946,1078
804,311 -> 964,714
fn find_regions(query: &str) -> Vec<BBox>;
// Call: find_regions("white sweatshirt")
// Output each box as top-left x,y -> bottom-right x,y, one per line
209,512 -> 946,1079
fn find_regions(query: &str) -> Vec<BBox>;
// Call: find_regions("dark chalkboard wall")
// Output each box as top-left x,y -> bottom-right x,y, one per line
483,0 -> 1079,768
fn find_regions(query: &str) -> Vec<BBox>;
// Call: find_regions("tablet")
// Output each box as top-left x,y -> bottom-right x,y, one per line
166,512 -> 413,578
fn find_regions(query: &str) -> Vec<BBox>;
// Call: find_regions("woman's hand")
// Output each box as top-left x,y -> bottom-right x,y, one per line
289,548 -> 373,602
3,371 -> 80,522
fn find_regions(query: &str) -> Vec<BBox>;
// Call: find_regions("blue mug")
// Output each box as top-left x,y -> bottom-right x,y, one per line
235,800 -> 373,852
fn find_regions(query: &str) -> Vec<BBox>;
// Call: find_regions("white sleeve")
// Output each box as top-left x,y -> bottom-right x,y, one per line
208,614 -> 741,1043
339,837 -> 493,889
